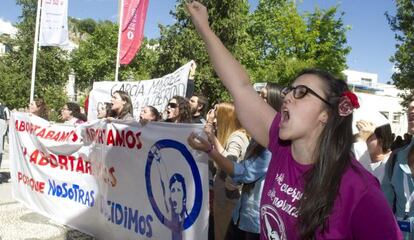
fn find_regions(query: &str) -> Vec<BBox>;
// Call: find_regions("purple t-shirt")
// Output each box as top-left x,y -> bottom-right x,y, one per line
259,114 -> 402,240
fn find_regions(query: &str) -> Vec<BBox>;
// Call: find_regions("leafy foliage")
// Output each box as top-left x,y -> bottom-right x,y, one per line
0,0 -> 69,118
0,0 -> 352,114
386,0 -> 414,104
248,0 -> 350,86
70,20 -> 118,90
69,19 -> 159,91
156,0 -> 252,105
155,0 -> 350,106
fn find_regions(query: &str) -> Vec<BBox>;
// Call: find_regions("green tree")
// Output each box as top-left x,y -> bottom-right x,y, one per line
386,0 -> 414,104
248,0 -> 350,86
70,20 -> 159,91
0,0 -> 69,116
156,0 -> 252,105
155,0 -> 350,105
70,20 -> 118,90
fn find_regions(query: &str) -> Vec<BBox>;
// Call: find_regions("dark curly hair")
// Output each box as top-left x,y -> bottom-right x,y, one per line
169,96 -> 192,123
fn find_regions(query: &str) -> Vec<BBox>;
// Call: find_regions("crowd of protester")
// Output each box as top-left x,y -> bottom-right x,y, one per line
0,1 -> 414,239
0,61 -> 413,240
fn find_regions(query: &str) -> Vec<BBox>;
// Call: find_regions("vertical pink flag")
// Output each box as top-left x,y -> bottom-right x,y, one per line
120,0 -> 149,65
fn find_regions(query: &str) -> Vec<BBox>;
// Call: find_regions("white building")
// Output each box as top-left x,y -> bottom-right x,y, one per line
0,19 -> 17,56
343,69 -> 407,136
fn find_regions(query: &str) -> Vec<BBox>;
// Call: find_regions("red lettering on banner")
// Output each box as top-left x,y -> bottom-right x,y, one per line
85,127 -> 143,150
136,132 -> 142,149
30,149 -> 40,164
18,121 -> 25,131
115,130 -> 125,147
49,154 -> 59,168
44,130 -> 55,139
52,132 -> 61,141
58,155 -> 68,170
86,128 -> 95,141
36,128 -> 46,138
107,130 -> 114,146
15,120 -> 75,143
85,160 -> 92,174
76,158 -> 84,173
28,149 -> 91,175
68,156 -> 76,171
59,131 -> 70,141
98,129 -> 105,143
17,171 -> 45,193
126,131 -> 135,148
38,152 -> 49,166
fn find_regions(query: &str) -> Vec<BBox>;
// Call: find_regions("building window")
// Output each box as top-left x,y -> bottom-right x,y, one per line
361,78 -> 372,86
380,111 -> 389,119
393,112 -> 402,124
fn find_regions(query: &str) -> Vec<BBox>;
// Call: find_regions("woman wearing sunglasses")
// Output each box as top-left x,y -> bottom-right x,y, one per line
164,96 -> 192,123
186,2 -> 401,239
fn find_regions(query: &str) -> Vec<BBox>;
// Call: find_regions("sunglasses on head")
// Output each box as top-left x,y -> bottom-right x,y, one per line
281,85 -> 331,107
168,102 -> 178,108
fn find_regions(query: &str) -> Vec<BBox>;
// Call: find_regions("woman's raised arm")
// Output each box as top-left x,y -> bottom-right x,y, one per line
186,1 -> 276,147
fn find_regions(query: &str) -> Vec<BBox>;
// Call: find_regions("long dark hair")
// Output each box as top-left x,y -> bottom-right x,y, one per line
169,173 -> 188,219
374,124 -> 393,153
66,102 -> 87,121
171,96 -> 192,123
297,69 -> 354,239
34,98 -> 49,120
147,105 -> 161,121
112,90 -> 133,119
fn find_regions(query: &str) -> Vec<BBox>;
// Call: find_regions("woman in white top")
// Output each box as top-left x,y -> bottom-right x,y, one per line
357,120 -> 393,183
204,102 -> 250,240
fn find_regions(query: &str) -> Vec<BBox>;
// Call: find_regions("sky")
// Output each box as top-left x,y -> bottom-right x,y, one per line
0,0 -> 398,84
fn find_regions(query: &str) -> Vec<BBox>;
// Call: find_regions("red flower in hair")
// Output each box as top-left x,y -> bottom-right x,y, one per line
342,91 -> 360,108
338,91 -> 359,117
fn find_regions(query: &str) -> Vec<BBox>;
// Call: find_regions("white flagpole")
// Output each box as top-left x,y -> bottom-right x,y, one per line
30,0 -> 42,102
115,0 -> 124,82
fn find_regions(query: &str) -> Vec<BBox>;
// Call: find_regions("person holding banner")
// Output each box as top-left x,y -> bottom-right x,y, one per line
189,94 -> 208,124
186,1 -> 401,239
164,96 -> 192,123
140,106 -> 161,123
29,98 -> 49,120
110,90 -> 134,120
61,102 -> 87,125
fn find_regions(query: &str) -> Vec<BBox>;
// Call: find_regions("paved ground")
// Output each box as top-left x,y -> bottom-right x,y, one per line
0,139 -> 95,240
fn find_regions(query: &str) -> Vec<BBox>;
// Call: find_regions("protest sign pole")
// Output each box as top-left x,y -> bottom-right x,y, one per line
115,0 -> 124,82
30,0 -> 42,102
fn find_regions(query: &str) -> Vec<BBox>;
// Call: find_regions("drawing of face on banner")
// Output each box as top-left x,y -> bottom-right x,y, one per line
145,139 -> 203,240
261,205 -> 287,240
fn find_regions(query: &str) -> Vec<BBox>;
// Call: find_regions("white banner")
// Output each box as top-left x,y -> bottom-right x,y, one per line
39,0 -> 69,46
10,112 -> 209,240
88,61 -> 196,121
